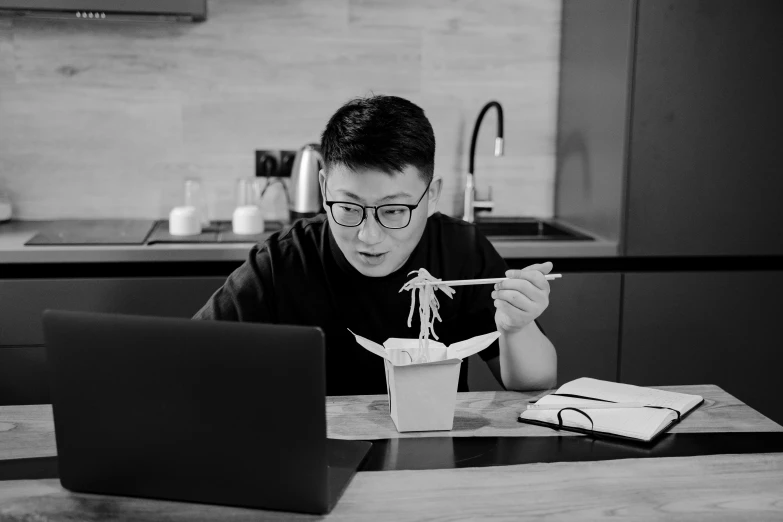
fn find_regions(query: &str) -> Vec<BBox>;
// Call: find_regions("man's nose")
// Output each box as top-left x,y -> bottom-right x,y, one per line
357,208 -> 384,244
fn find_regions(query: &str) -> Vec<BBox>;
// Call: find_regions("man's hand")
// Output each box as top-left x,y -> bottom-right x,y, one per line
492,262 -> 553,333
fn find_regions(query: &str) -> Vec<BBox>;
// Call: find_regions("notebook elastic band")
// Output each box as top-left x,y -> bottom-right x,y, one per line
553,393 -> 682,421
556,408 -> 594,431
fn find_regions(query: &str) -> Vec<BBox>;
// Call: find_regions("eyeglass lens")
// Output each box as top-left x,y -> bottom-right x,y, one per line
331,203 -> 411,229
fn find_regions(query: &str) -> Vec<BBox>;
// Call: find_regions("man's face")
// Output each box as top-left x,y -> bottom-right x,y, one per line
320,164 -> 441,277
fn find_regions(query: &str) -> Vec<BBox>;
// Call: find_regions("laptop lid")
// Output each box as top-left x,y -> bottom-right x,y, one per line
43,309 -> 334,513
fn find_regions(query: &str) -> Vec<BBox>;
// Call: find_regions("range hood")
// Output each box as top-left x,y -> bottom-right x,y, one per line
0,0 -> 206,22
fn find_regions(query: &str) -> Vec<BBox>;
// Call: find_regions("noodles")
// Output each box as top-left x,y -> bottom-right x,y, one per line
399,269 -> 456,362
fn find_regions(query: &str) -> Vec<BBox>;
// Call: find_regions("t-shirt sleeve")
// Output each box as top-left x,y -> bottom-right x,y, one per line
192,244 -> 276,323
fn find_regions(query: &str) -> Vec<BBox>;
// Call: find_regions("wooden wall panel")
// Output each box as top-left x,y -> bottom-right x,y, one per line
0,19 -> 14,84
350,0 -> 556,35
0,0 -> 561,220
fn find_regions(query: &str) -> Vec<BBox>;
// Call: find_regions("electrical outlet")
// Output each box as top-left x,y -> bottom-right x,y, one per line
255,149 -> 298,178
255,150 -> 279,178
278,150 -> 296,178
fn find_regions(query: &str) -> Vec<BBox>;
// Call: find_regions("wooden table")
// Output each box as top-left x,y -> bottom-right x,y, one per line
2,385 -> 782,520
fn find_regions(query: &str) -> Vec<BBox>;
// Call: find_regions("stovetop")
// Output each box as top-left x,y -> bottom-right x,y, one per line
24,219 -> 284,246
24,219 -> 157,246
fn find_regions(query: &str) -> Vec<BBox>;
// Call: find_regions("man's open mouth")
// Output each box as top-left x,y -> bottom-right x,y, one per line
358,252 -> 387,265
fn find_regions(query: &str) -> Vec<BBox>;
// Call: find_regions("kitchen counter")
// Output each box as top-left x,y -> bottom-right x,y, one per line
0,219 -> 618,264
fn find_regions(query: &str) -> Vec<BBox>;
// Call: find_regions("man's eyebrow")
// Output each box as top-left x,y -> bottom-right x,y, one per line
337,190 -> 413,203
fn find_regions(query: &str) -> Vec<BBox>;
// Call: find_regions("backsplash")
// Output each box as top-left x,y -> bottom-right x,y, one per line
0,0 -> 561,221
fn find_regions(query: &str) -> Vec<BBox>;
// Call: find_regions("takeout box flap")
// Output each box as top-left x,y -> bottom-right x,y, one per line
383,338 -> 449,367
347,329 -> 389,361
446,331 -> 501,360
383,338 -> 447,351
350,329 -> 500,365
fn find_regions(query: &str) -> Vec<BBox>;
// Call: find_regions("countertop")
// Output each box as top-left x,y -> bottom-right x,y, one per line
2,386 -> 782,521
6,386 -> 779,461
0,218 -> 618,264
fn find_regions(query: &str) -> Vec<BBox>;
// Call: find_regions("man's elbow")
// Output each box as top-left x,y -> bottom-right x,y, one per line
503,373 -> 557,392
501,354 -> 557,392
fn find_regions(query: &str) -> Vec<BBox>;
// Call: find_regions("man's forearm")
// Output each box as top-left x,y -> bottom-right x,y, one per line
497,322 -> 557,391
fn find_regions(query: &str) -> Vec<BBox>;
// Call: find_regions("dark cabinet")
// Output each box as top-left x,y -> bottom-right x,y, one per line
0,277 -> 225,347
624,0 -> 783,256
0,277 -> 225,405
468,273 -> 621,391
557,0 -> 783,255
0,346 -> 48,406
620,271 -> 783,425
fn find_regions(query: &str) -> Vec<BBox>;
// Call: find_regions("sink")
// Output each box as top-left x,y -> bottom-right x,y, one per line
474,217 -> 592,241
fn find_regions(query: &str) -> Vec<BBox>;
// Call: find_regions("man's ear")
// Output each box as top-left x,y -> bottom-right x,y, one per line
319,169 -> 328,212
426,177 -> 443,217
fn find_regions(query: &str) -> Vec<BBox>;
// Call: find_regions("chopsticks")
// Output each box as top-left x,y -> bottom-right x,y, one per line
413,274 -> 562,287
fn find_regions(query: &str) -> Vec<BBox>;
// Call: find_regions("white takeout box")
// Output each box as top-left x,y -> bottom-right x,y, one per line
349,330 -> 501,432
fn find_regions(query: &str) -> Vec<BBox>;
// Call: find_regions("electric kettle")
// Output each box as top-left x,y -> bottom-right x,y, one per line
0,188 -> 13,222
289,143 -> 324,221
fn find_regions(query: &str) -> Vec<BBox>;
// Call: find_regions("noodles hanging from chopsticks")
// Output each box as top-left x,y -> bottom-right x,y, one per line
399,268 -> 456,361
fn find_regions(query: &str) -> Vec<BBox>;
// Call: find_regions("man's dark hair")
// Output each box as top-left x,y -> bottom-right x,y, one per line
320,95 -> 435,182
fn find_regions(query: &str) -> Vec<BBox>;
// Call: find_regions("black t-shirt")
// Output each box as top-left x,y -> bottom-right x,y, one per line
193,212 -> 509,396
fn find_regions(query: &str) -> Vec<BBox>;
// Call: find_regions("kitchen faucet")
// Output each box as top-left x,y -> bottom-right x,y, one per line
463,101 -> 504,223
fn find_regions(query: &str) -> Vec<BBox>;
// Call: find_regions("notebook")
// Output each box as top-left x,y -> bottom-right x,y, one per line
518,377 -> 704,443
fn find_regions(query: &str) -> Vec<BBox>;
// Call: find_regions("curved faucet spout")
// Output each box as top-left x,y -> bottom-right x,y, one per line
468,101 -> 504,176
464,101 -> 504,222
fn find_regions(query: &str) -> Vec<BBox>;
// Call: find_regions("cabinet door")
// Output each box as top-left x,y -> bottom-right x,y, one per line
0,277 -> 226,405
0,346 -> 48,406
625,0 -> 783,255
0,277 -> 226,347
556,0 -> 632,243
620,271 -> 783,425
468,273 -> 621,391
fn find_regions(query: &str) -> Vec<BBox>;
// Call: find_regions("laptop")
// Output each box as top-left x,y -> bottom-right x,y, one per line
41,309 -> 371,514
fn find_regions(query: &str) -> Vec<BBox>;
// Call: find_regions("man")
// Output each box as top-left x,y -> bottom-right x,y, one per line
194,95 -> 557,395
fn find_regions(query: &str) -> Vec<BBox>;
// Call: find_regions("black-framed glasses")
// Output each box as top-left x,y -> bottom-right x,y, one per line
325,180 -> 432,229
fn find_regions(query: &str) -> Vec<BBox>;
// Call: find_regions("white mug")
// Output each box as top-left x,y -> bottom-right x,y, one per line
169,206 -> 202,236
232,205 -> 264,235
